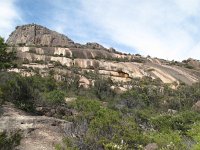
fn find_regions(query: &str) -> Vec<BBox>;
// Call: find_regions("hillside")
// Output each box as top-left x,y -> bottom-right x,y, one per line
6,24 -> 200,90
1,24 -> 200,150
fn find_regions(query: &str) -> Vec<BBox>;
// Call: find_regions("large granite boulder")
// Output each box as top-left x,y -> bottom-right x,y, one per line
7,24 -> 75,47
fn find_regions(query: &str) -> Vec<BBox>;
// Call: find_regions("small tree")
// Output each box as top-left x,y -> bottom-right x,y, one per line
0,37 -> 16,69
45,90 -> 65,105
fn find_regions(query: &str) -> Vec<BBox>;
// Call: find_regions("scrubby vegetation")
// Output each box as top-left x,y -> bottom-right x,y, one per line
0,130 -> 21,150
2,35 -> 200,149
1,71 -> 200,149
0,37 -> 16,69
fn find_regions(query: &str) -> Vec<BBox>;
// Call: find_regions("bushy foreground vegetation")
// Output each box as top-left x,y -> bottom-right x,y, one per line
0,71 -> 200,149
0,130 -> 21,150
1,36 -> 200,149
0,37 -> 16,69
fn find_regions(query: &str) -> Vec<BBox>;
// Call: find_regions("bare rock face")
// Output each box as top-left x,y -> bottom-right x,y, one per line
85,42 -> 106,49
192,101 -> 200,112
0,102 -> 74,150
7,24 -> 75,47
6,24 -> 200,87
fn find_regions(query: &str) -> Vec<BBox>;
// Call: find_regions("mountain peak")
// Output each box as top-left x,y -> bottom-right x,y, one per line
7,24 -> 75,47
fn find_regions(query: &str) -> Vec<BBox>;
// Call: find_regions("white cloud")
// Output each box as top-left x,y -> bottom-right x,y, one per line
1,0 -> 200,60
78,0 -> 200,60
0,0 -> 22,39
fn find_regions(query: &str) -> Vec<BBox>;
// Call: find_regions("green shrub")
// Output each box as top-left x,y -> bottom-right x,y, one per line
0,73 -> 36,112
147,130 -> 186,150
184,64 -> 194,69
0,37 -> 16,70
0,131 -> 21,150
55,137 -> 78,150
93,77 -> 115,100
120,90 -> 149,109
28,75 -> 56,92
44,90 -> 65,105
73,98 -> 101,113
89,108 -> 120,136
187,121 -> 200,150
150,111 -> 200,133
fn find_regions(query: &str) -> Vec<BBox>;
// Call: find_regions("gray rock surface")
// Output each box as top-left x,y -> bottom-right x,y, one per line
6,24 -> 200,87
7,24 -> 75,47
144,143 -> 158,150
0,102 -> 73,150
192,100 -> 200,112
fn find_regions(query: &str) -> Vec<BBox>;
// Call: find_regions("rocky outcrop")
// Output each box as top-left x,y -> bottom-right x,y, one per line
14,50 -> 199,85
144,143 -> 158,150
0,102 -> 74,150
192,101 -> 200,112
7,24 -> 75,47
6,24 -> 200,87
183,58 -> 200,70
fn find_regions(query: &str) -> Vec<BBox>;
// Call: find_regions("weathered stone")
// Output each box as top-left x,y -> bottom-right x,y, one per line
111,86 -> 127,94
0,102 -> 73,150
167,109 -> 177,114
144,143 -> 158,150
65,97 -> 77,103
6,24 -> 200,86
79,76 -> 91,88
85,42 -> 105,49
7,24 -> 75,47
193,101 -> 200,112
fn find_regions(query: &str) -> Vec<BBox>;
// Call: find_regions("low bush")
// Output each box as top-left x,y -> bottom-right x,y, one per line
147,130 -> 186,150
44,90 -> 65,105
0,131 -> 22,150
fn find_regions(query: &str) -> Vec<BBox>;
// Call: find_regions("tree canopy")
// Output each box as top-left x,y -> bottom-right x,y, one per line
0,37 -> 16,69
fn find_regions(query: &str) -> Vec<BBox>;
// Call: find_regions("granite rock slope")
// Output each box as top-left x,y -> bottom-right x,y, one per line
7,24 -> 200,87
0,102 -> 73,150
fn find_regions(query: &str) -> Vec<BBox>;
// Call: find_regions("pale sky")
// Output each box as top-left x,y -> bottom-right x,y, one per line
1,0 -> 200,61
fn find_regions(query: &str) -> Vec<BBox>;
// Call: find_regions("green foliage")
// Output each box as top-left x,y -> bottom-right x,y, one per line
0,72 -> 59,112
89,108 -> 120,136
0,131 -> 21,150
121,90 -> 149,109
115,117 -> 148,147
93,77 -> 115,100
0,37 -> 16,69
28,75 -> 56,92
68,98 -> 148,149
184,64 -> 194,69
44,90 -> 65,105
59,75 -> 80,94
103,142 -> 128,150
1,66 -> 200,149
150,111 -> 200,133
147,130 -> 186,150
68,98 -> 102,123
55,137 -> 78,150
73,98 -> 101,113
187,122 -> 200,150
0,73 -> 36,112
